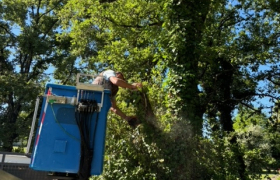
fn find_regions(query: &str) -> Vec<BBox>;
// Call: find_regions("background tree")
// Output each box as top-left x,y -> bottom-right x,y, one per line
1,0 -> 280,179
234,107 -> 275,177
0,0 -> 73,152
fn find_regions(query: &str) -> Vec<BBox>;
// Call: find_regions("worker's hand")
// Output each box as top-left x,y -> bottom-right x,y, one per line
131,82 -> 142,90
125,116 -> 140,128
125,116 -> 137,121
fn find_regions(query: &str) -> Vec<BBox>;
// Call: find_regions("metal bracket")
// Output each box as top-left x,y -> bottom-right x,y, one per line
76,73 -> 105,111
76,73 -> 104,91
47,96 -> 66,104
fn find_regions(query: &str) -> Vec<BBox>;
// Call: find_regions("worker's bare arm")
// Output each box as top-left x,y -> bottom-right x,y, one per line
109,76 -> 142,90
110,98 -> 130,121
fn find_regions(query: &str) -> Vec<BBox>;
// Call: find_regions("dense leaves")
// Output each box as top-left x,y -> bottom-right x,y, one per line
0,0 -> 72,151
1,0 -> 280,179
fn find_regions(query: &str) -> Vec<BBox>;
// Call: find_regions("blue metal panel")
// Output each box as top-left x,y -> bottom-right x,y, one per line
29,84 -> 111,175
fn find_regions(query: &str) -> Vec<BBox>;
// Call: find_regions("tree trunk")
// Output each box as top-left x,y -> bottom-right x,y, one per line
1,93 -> 21,152
168,0 -> 211,135
217,59 -> 247,180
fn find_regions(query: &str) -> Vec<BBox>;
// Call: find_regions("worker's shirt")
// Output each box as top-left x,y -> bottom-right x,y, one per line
92,70 -> 119,98
102,70 -> 116,81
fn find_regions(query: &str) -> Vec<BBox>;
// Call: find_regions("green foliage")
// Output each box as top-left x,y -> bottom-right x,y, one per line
1,0 -> 280,179
58,0 -> 280,179
233,108 -> 276,178
0,0 -> 74,151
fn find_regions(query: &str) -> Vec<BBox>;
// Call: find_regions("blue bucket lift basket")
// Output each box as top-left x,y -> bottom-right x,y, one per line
29,74 -> 111,175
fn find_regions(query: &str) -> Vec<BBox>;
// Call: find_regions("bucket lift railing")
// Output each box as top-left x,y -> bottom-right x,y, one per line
26,96 -> 40,154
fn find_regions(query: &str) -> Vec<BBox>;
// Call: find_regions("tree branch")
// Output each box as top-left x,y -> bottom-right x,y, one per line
39,0 -> 64,20
35,0 -> 42,24
0,23 -> 14,38
42,18 -> 59,40
267,76 -> 280,86
240,102 -> 263,114
61,62 -> 75,85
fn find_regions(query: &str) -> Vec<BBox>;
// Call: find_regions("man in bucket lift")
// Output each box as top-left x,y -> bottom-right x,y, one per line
93,70 -> 142,128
